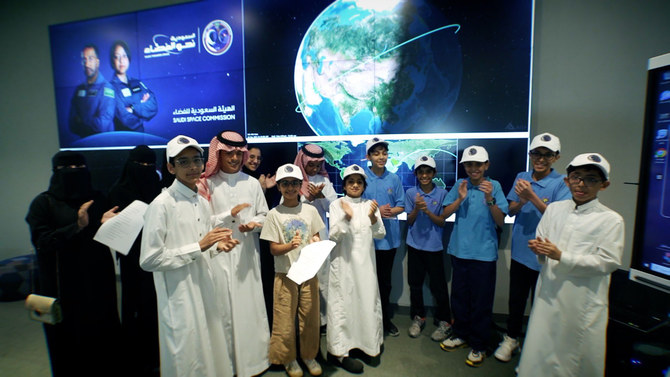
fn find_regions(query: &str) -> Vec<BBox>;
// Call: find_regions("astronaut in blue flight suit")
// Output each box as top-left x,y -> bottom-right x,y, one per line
109,40 -> 158,132
69,44 -> 115,138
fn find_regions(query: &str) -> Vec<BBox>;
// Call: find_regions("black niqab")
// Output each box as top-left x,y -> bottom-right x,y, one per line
47,151 -> 93,205
110,145 -> 161,208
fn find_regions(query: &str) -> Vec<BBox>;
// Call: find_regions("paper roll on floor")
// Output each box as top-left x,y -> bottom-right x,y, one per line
25,294 -> 62,324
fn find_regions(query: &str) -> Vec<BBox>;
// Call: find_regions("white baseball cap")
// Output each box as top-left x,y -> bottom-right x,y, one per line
414,155 -> 436,170
530,133 -> 561,153
460,145 -> 489,163
342,164 -> 367,180
275,163 -> 303,181
366,137 -> 389,154
566,153 -> 610,180
166,135 -> 203,162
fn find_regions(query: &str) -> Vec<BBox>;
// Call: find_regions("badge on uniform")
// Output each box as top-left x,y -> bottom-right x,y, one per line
77,89 -> 86,97
121,88 -> 132,97
104,87 -> 115,98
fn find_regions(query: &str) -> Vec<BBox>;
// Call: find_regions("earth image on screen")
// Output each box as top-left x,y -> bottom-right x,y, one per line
294,0 -> 462,136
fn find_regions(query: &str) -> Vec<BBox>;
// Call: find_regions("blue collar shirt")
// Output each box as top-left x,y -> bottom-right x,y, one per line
443,177 -> 509,261
507,169 -> 571,270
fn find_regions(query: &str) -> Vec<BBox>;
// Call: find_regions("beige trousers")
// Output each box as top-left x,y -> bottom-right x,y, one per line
269,273 -> 320,364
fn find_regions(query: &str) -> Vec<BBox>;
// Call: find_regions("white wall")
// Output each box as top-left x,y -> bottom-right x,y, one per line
2,0 -> 670,314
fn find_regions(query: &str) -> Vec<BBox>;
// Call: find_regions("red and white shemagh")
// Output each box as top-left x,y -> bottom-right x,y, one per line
197,130 -> 248,200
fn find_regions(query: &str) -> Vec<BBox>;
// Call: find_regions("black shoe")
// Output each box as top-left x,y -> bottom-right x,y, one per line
384,321 -> 399,337
340,357 -> 364,374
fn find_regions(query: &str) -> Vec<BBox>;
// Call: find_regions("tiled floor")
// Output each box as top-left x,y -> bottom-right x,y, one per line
0,298 -> 518,377
0,300 -> 51,377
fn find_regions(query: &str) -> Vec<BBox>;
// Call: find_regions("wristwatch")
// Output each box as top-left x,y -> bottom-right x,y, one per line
486,197 -> 496,207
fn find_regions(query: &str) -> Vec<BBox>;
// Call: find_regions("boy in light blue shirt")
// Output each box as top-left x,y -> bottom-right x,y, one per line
405,155 -> 452,342
362,137 -> 405,337
493,133 -> 571,363
438,145 -> 508,368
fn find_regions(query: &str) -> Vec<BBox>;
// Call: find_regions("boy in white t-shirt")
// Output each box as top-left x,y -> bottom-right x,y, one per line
260,164 -> 325,377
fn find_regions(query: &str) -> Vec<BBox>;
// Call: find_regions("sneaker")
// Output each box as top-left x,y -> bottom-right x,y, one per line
340,357 -> 364,374
494,334 -> 520,362
302,359 -> 322,376
384,321 -> 399,337
408,316 -> 425,338
465,349 -> 485,367
284,359 -> 303,377
439,336 -> 467,351
430,320 -> 452,342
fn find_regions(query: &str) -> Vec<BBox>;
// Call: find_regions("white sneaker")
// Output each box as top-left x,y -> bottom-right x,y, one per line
494,334 -> 520,362
430,320 -> 452,342
302,358 -> 322,376
408,315 -> 425,338
284,359 -> 303,377
465,349 -> 485,367
439,336 -> 467,351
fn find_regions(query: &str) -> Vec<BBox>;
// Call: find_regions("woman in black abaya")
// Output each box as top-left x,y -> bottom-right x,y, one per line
108,145 -> 162,376
26,151 -> 120,377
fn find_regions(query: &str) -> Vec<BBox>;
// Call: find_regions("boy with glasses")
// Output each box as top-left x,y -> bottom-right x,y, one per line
260,164 -> 325,377
517,153 -> 624,377
141,135 -> 238,377
494,133 -> 571,362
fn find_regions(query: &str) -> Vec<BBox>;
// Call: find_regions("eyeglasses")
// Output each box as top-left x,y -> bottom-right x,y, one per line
279,180 -> 302,188
174,157 -> 205,168
567,175 -> 601,187
529,151 -> 556,160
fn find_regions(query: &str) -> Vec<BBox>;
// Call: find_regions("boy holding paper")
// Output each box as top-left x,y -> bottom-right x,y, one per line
260,163 -> 325,377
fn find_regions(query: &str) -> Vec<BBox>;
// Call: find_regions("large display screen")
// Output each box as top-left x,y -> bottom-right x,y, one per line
244,0 -> 532,139
630,52 -> 670,293
50,0 -> 533,204
50,0 -> 245,149
50,0 -> 532,148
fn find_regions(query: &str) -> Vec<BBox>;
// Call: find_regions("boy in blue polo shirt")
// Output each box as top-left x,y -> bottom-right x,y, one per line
494,133 -> 571,363
405,155 -> 453,341
439,145 -> 508,367
363,137 -> 405,337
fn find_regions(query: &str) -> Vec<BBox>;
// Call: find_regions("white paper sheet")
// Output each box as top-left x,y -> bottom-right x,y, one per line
287,240 -> 336,284
93,200 -> 149,255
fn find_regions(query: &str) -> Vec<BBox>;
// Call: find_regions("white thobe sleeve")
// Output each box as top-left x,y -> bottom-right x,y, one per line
140,202 -> 203,272
370,205 -> 386,240
328,200 -> 349,242
555,217 -> 624,277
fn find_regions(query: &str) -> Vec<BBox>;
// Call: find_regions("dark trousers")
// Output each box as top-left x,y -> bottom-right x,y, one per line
375,248 -> 396,324
407,246 -> 452,322
506,259 -> 539,338
259,238 -> 275,329
450,255 -> 496,352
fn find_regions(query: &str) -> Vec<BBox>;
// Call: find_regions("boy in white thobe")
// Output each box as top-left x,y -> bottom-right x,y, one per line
141,135 -> 237,377
518,153 -> 624,377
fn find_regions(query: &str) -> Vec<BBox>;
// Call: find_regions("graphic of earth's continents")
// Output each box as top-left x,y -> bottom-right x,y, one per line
295,0 -> 462,136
